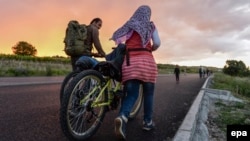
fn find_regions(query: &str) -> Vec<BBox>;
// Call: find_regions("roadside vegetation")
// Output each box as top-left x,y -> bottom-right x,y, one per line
3,40 -> 249,77
1,40 -> 222,77
0,54 -> 71,77
209,73 -> 250,136
0,54 -> 221,77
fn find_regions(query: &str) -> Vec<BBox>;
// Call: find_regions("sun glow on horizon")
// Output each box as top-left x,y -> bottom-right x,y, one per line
1,0 -> 250,68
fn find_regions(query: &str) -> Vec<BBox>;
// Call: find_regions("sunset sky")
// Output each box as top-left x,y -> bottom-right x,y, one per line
1,0 -> 250,68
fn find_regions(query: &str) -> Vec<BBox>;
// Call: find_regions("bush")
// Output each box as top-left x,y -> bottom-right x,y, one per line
212,73 -> 250,98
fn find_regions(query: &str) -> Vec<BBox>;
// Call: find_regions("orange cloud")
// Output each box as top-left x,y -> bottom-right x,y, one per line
1,0 -> 250,68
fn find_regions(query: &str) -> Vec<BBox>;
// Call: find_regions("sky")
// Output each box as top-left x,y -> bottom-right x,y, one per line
0,0 -> 250,68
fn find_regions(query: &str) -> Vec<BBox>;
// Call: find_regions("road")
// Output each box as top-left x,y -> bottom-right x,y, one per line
0,74 -> 206,141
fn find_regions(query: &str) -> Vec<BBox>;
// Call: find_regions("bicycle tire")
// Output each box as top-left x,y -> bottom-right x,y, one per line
60,70 -> 107,141
128,84 -> 143,119
60,71 -> 79,104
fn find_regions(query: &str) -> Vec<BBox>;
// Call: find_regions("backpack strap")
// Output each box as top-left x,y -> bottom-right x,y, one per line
126,48 -> 152,66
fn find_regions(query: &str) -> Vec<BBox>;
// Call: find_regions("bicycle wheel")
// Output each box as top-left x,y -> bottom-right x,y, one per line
60,70 -> 107,141
60,71 -> 79,104
128,84 -> 143,119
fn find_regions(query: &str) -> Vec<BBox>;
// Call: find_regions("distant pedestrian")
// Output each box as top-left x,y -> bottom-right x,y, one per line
183,67 -> 187,75
199,66 -> 203,78
206,68 -> 210,77
174,65 -> 180,83
203,68 -> 206,78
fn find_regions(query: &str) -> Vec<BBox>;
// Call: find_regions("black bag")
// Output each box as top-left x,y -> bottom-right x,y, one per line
93,44 -> 126,81
105,43 -> 126,67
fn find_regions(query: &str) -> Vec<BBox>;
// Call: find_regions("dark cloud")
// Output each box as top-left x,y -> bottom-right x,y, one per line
153,0 -> 250,67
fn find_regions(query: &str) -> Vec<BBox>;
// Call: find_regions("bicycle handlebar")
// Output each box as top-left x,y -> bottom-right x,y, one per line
91,53 -> 105,58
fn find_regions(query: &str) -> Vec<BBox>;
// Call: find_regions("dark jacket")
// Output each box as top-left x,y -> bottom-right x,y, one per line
85,25 -> 105,56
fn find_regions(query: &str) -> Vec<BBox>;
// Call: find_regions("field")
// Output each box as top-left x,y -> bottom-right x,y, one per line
208,73 -> 250,140
0,54 -> 220,77
0,54 -> 71,77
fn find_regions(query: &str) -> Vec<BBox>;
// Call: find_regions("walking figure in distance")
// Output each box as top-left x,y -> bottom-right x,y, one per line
174,65 -> 180,83
110,5 -> 161,140
199,66 -> 203,78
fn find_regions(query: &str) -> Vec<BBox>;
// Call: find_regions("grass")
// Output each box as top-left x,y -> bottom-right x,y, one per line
210,73 -> 250,133
213,101 -> 250,132
0,54 -> 222,77
0,59 -> 72,77
212,73 -> 250,98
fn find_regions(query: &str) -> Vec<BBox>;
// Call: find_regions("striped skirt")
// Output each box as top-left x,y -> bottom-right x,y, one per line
121,52 -> 158,84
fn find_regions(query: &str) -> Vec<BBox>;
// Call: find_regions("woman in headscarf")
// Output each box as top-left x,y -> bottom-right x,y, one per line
111,5 -> 161,140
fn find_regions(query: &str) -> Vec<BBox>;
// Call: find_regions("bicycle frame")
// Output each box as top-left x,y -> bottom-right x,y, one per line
80,77 -> 122,108
60,69 -> 143,141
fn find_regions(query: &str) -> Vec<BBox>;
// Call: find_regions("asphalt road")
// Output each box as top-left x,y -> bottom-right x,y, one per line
0,74 -> 206,141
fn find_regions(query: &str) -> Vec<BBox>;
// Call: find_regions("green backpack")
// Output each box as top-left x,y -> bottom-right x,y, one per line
63,20 -> 89,56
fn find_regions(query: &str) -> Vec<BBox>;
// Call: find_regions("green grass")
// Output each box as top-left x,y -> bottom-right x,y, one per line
0,54 -> 222,76
210,73 -> 250,132
212,73 -> 250,98
214,101 -> 250,132
0,55 -> 71,77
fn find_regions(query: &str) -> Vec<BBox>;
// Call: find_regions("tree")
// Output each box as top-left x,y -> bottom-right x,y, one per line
223,60 -> 247,76
12,41 -> 37,56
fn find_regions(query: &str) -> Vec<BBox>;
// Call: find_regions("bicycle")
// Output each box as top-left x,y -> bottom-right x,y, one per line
59,53 -> 104,104
59,60 -> 144,141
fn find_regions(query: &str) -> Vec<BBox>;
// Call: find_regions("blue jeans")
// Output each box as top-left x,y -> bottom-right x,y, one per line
119,79 -> 155,123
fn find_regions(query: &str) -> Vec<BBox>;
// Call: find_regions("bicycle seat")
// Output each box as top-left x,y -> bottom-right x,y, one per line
94,61 -> 122,81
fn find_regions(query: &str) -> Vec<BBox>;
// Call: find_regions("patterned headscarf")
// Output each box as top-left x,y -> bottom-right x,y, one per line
111,5 -> 155,47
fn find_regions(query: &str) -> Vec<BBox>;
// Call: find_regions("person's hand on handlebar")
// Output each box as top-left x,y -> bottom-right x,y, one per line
91,53 -> 105,58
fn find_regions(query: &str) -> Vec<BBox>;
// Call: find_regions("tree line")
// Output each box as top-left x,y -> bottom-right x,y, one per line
223,60 -> 250,77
